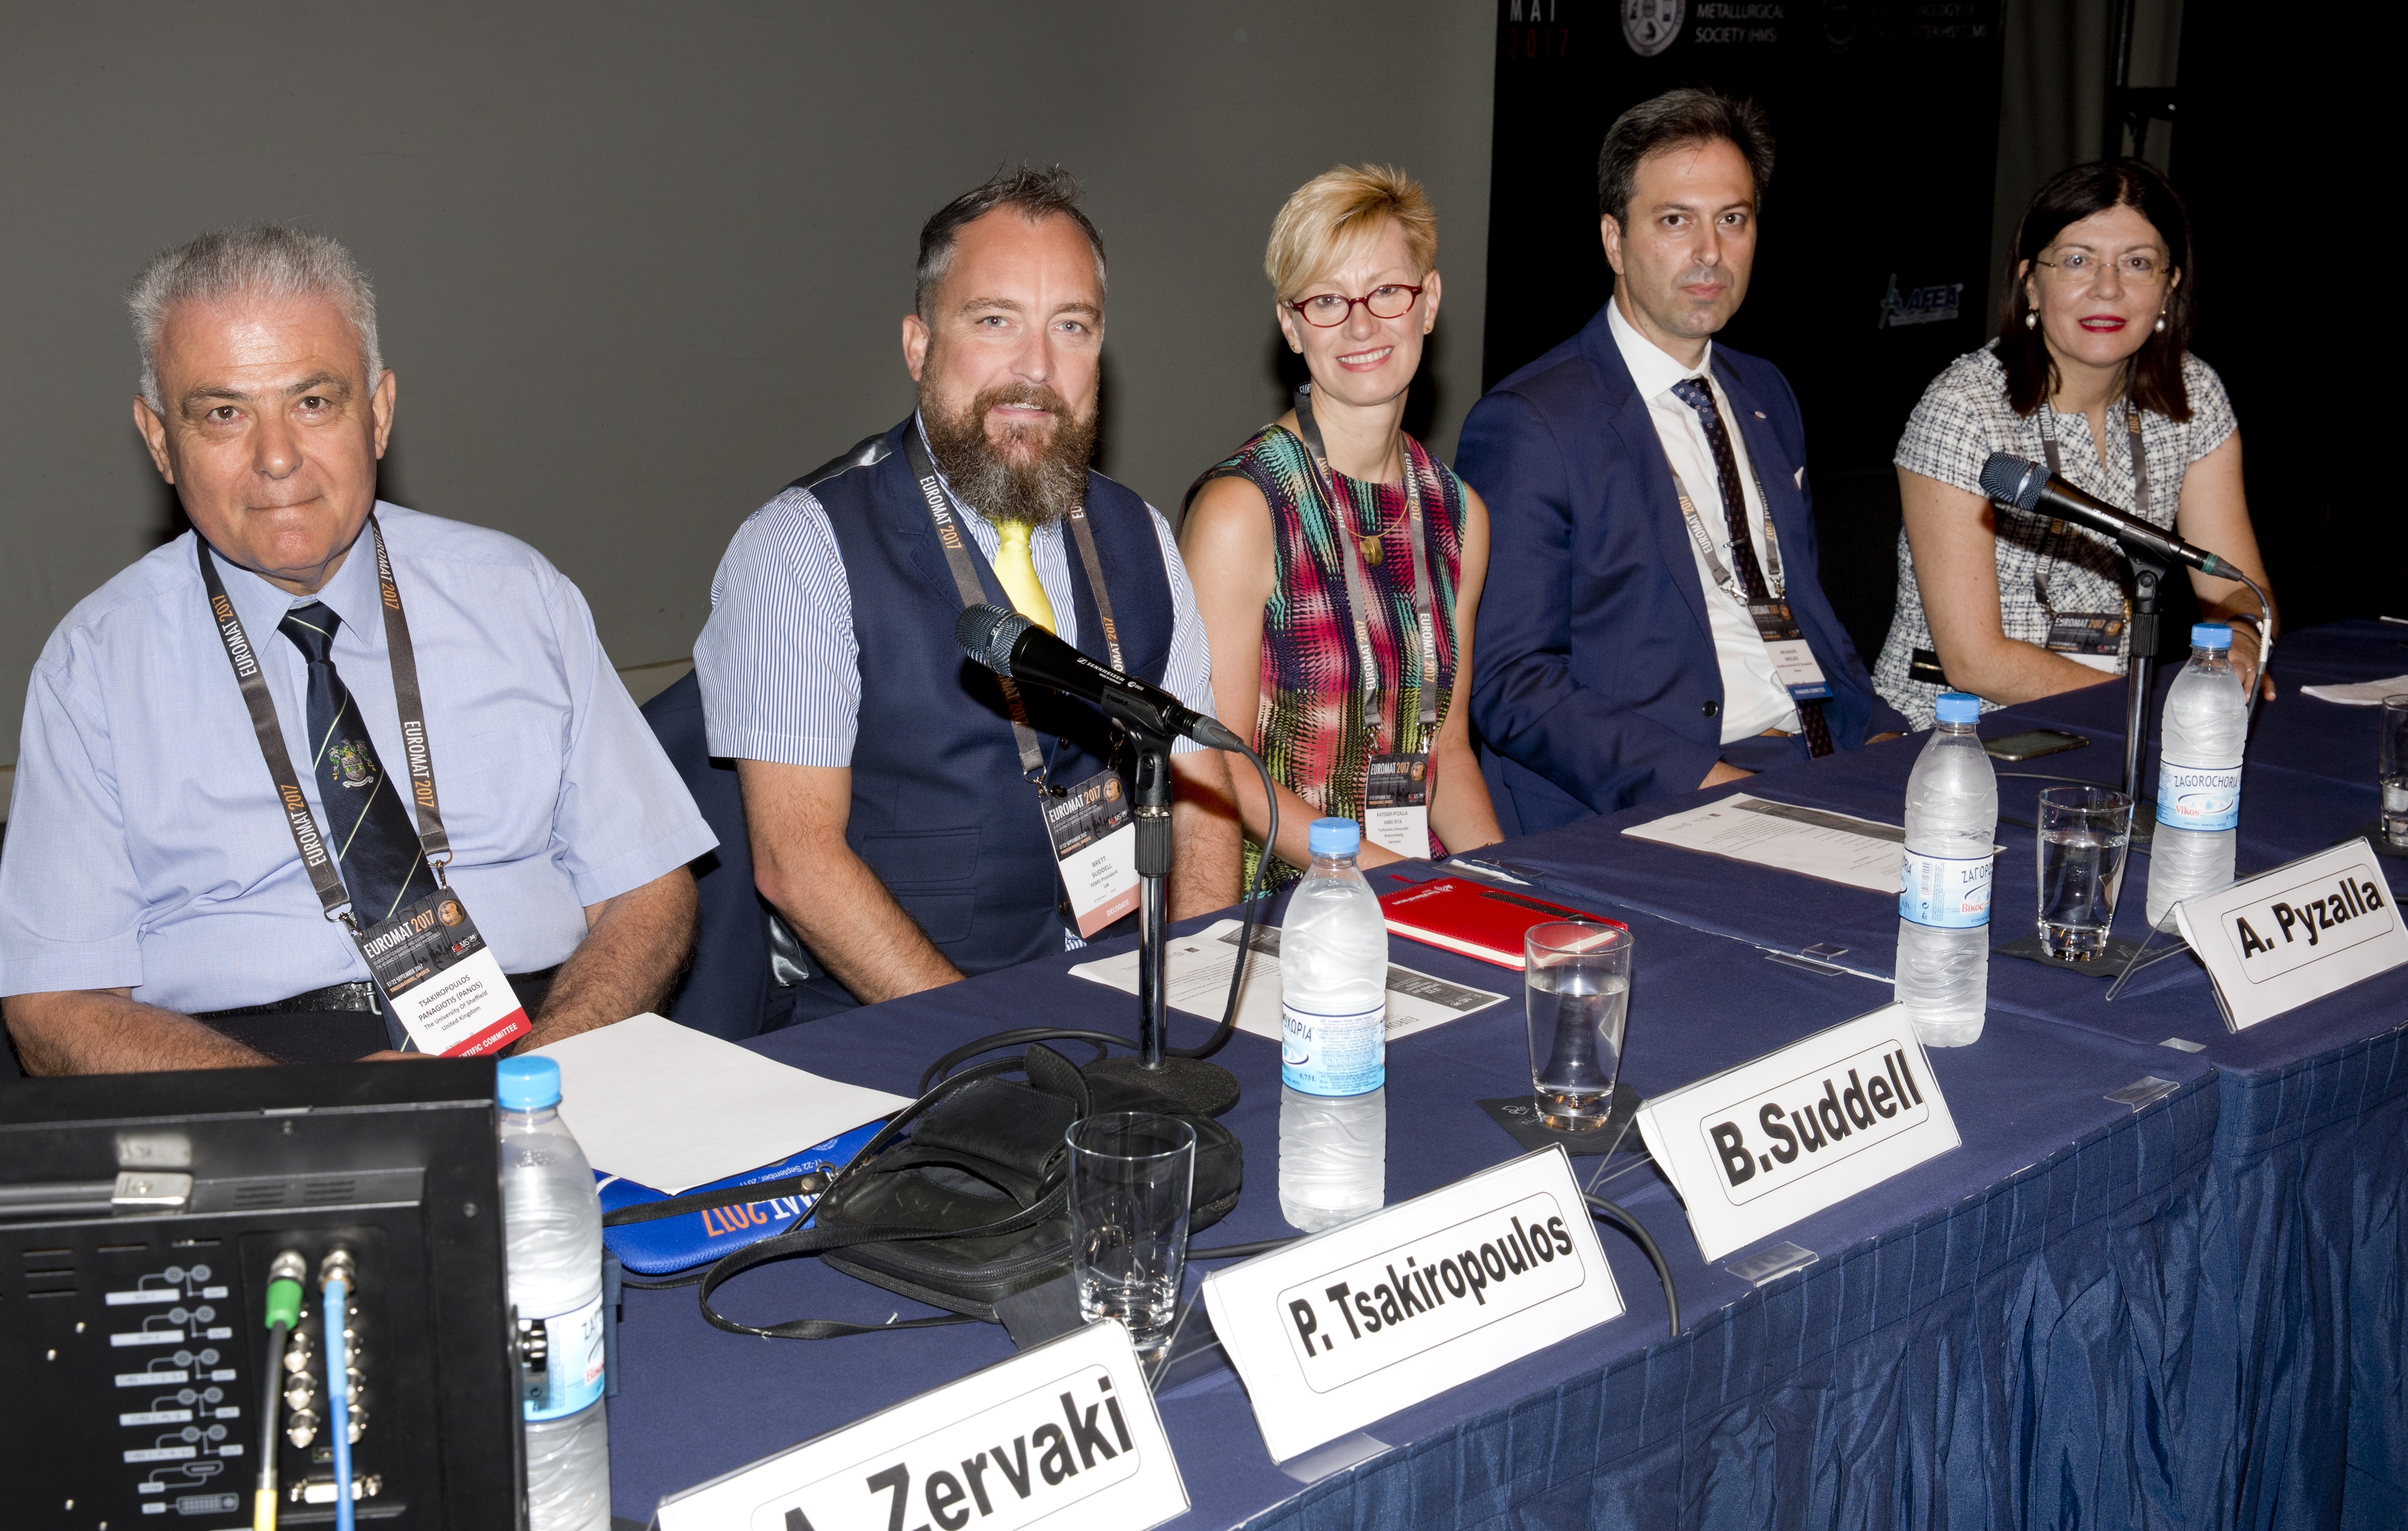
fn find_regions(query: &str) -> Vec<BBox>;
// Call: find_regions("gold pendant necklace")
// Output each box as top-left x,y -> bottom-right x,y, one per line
1359,534 -> 1383,567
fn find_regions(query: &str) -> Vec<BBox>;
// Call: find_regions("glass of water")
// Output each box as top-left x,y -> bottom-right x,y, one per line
1524,921 -> 1634,1131
2381,695 -> 2408,850
2035,785 -> 2133,960
1065,1112 -> 1194,1355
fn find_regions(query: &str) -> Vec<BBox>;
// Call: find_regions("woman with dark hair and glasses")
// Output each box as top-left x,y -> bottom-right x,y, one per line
1872,158 -> 2274,730
1181,165 -> 1503,884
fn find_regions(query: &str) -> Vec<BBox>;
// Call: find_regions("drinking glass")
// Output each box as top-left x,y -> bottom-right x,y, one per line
2035,785 -> 2133,959
2381,695 -> 2408,850
1064,1112 -> 1194,1355
1524,921 -> 1634,1131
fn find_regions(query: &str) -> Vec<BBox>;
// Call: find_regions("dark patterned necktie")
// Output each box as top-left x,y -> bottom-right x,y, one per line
1671,376 -> 1834,759
278,602 -> 432,925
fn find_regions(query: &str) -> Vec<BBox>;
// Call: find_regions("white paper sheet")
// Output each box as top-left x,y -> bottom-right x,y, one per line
1621,793 -> 1908,894
1068,918 -> 1505,1043
533,1012 -> 908,1193
2298,674 -> 2408,705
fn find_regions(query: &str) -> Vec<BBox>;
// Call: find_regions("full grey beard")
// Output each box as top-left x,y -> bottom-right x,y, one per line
919,381 -> 1097,529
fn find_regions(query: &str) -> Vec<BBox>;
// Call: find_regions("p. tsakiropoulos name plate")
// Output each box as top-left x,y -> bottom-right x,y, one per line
1635,1004 -> 1959,1263
653,1319 -> 1184,1531
1200,1146 -> 1622,1465
2172,839 -> 2407,1031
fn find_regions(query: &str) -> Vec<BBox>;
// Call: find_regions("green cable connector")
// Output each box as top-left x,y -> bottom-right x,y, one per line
264,1275 -> 304,1331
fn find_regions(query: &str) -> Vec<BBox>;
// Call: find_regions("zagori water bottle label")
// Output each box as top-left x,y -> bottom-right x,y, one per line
2157,761 -> 2242,832
522,1293 -> 606,1420
1899,850 -> 1992,929
1282,1002 -> 1386,1095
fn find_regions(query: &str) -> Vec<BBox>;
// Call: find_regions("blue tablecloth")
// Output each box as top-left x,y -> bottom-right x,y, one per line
607,622 -> 2404,1528
1476,619 -> 2408,1530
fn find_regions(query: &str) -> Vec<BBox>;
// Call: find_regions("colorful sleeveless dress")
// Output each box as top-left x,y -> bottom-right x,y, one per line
1192,424 -> 1469,887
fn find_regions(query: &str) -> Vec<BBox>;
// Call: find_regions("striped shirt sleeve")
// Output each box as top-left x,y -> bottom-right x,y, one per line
694,487 -> 862,767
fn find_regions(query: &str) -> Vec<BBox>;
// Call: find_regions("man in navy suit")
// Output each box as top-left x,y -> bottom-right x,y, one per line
1461,89 -> 1907,832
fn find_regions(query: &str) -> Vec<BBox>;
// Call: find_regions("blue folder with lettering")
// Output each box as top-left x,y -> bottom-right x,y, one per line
596,1120 -> 885,1276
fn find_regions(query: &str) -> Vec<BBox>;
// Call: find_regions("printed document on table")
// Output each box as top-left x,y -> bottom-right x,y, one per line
2298,674 -> 2408,705
535,1012 -> 909,1193
1069,918 -> 1505,1042
1623,793 -> 1905,895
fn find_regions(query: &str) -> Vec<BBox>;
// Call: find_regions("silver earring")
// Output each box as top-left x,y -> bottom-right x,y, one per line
2024,311 -> 2038,330
2154,314 -> 2166,333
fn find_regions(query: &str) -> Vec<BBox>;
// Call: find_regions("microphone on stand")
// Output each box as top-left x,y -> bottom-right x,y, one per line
955,604 -> 1250,752
1978,452 -> 2235,577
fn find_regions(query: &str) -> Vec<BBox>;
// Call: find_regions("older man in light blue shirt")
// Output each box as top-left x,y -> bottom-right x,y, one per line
0,227 -> 713,1073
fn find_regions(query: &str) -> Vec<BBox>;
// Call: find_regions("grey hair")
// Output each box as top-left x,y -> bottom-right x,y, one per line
128,226 -> 383,412
915,165 -> 1107,320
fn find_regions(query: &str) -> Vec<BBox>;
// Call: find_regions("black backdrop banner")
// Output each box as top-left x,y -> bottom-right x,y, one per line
1481,0 -> 2008,479
1480,0 -> 2009,659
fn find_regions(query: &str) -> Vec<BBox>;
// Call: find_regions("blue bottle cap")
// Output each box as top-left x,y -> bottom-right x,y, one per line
496,1055 -> 561,1111
1308,818 -> 1360,858
2191,622 -> 2232,650
1933,692 -> 1982,725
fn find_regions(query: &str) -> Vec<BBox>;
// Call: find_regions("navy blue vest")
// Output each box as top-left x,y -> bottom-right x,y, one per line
814,417 -> 1174,984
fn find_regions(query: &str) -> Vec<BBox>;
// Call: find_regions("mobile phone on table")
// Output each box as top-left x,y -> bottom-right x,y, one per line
1982,728 -> 2088,762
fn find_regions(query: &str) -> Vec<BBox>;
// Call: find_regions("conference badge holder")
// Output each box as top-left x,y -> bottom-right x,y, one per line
1748,599 -> 1833,704
353,887 -> 528,1056
199,516 -> 525,1056
1363,752 -> 1432,859
1046,769 -> 1142,937
2043,611 -> 2126,660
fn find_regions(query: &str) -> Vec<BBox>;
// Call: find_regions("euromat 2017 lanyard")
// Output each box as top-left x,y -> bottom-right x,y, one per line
198,517 -> 529,1056
1292,384 -> 1443,857
1667,456 -> 1832,706
902,425 -> 1142,936
2032,399 -> 2150,665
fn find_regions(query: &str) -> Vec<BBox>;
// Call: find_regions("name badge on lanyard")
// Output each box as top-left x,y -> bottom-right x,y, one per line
1672,469 -> 1831,705
902,427 -> 1142,933
1044,769 -> 1141,937
2032,402 -> 2148,673
1295,386 -> 1444,859
199,519 -> 529,1057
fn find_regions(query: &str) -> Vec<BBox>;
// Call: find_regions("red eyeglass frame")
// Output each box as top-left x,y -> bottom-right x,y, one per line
1285,284 -> 1426,327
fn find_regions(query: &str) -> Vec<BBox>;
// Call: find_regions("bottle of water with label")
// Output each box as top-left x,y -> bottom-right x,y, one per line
498,1056 -> 611,1531
1896,692 -> 1998,1047
2146,623 -> 2248,930
1278,818 -> 1389,1231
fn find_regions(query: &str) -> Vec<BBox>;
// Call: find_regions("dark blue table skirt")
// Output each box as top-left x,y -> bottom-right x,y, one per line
610,883 -> 2215,1527
1474,619 -> 2408,1530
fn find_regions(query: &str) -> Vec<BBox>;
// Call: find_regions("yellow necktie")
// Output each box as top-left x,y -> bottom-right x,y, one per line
991,519 -> 1057,634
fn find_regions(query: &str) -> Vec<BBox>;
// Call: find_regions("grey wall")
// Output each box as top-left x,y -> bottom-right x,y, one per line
0,2 -> 1494,788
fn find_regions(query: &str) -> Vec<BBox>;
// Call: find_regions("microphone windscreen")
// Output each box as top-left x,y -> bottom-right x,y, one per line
952,603 -> 1029,677
1978,452 -> 2049,511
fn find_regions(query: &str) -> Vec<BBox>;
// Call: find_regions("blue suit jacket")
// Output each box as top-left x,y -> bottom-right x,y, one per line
1459,304 -> 1907,832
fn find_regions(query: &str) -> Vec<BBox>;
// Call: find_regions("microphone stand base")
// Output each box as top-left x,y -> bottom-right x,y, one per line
1084,1054 -> 1242,1118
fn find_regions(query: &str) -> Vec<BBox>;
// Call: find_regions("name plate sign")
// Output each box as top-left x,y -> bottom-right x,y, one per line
1635,1004 -> 1959,1263
1200,1146 -> 1622,1464
2173,839 -> 2406,1031
653,1320 -> 1185,1531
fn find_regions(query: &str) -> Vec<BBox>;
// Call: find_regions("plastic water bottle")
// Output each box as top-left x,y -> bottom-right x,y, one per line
2145,623 -> 2248,929
1278,818 -> 1389,1231
498,1056 -> 611,1531
1896,692 -> 1998,1047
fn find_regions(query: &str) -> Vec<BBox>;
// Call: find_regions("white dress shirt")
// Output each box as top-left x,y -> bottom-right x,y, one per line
1605,299 -> 1800,742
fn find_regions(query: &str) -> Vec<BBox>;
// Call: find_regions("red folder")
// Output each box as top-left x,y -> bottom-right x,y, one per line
1377,876 -> 1624,969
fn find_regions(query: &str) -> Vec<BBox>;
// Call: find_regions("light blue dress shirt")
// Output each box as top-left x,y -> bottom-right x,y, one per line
0,503 -> 717,1013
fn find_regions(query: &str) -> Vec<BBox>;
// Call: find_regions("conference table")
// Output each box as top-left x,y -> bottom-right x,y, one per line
608,620 -> 2407,1530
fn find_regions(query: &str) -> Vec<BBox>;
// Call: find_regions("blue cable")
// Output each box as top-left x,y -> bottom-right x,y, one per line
321,1268 -> 355,1531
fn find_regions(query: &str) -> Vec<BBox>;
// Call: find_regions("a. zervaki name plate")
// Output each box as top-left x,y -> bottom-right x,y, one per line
653,1319 -> 1185,1531
1200,1146 -> 1622,1464
2173,839 -> 2407,1031
1635,1003 -> 1960,1263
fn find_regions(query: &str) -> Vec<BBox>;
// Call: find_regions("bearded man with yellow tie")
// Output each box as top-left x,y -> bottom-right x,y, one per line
692,167 -> 1241,1019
